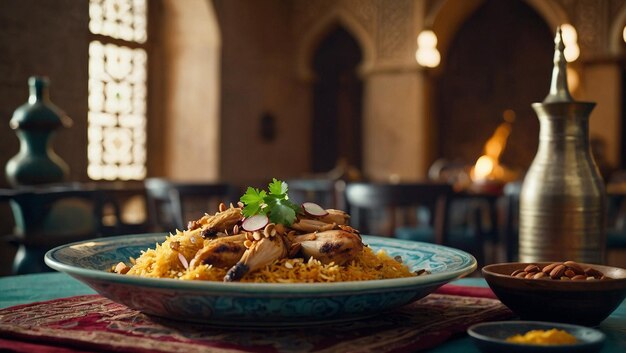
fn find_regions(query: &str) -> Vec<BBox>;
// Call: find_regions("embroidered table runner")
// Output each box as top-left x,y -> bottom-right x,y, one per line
0,285 -> 512,353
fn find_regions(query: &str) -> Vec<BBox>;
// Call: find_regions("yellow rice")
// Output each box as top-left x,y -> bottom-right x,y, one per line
127,229 -> 416,282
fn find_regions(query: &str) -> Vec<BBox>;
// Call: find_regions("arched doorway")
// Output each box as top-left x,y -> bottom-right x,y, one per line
311,26 -> 363,174
435,0 -> 553,173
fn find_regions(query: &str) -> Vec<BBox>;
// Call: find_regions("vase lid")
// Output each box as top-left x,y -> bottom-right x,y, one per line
543,27 -> 574,104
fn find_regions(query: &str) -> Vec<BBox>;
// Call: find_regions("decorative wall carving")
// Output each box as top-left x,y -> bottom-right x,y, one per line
554,0 -> 626,59
575,0 -> 605,56
347,0 -> 377,28
293,0 -> 416,72
377,0 -> 412,61
293,0 -> 375,38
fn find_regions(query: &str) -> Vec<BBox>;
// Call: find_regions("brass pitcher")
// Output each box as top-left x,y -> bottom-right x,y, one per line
518,28 -> 606,263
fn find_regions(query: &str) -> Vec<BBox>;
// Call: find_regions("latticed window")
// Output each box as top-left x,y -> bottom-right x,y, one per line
88,0 -> 147,180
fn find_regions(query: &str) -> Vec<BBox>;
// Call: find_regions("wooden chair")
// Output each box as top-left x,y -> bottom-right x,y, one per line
449,190 -> 501,264
96,181 -> 151,236
345,182 -> 488,265
344,182 -> 451,240
286,178 -> 346,210
606,192 -> 626,251
498,181 -> 521,262
5,187 -> 106,274
144,178 -> 237,231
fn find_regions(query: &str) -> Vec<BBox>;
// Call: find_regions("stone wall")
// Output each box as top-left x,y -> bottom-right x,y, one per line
292,0 -> 428,181
0,0 -> 89,276
215,0 -> 309,188
157,0 -> 221,181
0,0 -> 89,186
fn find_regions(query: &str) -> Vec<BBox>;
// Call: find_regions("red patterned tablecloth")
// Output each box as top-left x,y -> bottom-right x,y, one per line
0,285 -> 512,353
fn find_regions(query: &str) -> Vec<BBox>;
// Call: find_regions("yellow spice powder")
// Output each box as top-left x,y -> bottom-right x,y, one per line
506,329 -> 578,345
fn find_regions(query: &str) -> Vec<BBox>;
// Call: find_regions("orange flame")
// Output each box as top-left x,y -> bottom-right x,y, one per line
471,110 -> 515,182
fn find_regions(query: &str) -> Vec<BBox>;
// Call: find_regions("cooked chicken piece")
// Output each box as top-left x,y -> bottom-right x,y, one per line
291,229 -> 363,265
290,218 -> 336,233
224,234 -> 289,282
318,209 -> 350,225
187,206 -> 242,233
190,234 -> 246,269
337,224 -> 361,240
288,242 -> 301,258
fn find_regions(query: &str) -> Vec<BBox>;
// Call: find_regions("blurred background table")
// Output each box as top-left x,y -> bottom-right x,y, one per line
0,180 -> 239,275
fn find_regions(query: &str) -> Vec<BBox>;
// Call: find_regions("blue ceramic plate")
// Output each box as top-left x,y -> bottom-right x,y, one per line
468,321 -> 606,353
45,233 -> 476,326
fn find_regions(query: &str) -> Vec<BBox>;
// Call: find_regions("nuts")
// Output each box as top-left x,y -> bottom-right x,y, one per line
524,264 -> 540,273
541,263 -> 559,274
169,241 -> 181,252
511,269 -> 524,276
114,262 -> 130,274
549,264 -> 566,279
563,261 -> 584,274
188,220 -> 202,231
263,223 -> 277,238
533,272 -> 547,279
510,261 -> 611,281
274,223 -> 286,235
415,269 -> 431,276
564,269 -> 576,278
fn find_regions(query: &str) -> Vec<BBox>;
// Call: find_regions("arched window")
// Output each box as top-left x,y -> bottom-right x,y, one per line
87,0 -> 148,180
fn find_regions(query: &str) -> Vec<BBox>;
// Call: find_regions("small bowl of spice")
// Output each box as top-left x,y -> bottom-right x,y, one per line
482,261 -> 626,326
468,321 -> 605,353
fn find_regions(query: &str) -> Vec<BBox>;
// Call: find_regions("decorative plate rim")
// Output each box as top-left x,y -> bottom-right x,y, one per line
45,233 -> 477,294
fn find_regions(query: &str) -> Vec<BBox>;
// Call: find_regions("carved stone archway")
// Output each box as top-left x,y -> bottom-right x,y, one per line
295,4 -> 429,181
428,0 -> 559,172
296,9 -> 376,82
428,0 -> 569,67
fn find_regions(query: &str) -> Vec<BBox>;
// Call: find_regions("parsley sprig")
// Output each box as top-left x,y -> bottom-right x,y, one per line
239,178 -> 300,225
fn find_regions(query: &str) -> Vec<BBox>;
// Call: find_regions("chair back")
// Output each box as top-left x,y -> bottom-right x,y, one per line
606,192 -> 626,250
144,178 -> 236,231
93,181 -> 150,236
286,179 -> 346,210
344,182 -> 453,242
499,181 -> 521,262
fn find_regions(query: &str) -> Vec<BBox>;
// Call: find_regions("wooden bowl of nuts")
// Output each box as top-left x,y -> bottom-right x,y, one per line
482,261 -> 626,326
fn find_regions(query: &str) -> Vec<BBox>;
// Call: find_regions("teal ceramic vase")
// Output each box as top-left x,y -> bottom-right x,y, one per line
5,76 -> 73,187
